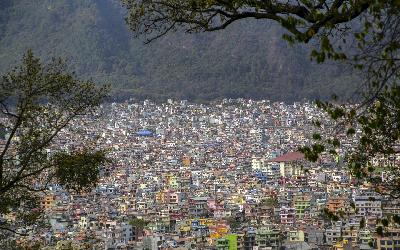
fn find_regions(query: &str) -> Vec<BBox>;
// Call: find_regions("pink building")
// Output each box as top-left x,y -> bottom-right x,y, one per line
280,206 -> 296,224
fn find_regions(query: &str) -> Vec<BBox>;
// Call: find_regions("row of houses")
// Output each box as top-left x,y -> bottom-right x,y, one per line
2,99 -> 399,249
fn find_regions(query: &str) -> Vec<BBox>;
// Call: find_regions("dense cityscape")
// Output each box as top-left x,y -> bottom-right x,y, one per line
2,99 -> 399,249
2,1 -> 400,250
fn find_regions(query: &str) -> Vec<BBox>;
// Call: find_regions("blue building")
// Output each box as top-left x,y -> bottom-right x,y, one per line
136,130 -> 153,137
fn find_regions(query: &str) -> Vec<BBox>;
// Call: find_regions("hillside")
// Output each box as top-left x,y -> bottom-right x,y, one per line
0,0 -> 358,102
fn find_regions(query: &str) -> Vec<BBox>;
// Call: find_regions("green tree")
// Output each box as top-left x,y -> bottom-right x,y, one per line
323,208 -> 339,222
261,197 -> 278,207
360,217 -> 366,229
227,216 -> 241,231
121,0 -> 398,63
129,217 -> 147,236
121,0 -> 400,198
0,50 -> 108,237
376,225 -> 384,236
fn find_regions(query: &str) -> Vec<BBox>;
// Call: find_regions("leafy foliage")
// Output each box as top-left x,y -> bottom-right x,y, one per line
54,150 -> 108,192
261,197 -> 278,207
302,83 -> 400,197
129,217 -> 147,233
360,217 -> 365,229
323,208 -> 339,222
0,50 -> 108,235
227,216 -> 242,231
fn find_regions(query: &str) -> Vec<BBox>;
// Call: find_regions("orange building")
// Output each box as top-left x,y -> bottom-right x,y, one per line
327,197 -> 346,213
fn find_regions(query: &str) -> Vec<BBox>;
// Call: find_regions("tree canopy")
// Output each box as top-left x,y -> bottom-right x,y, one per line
0,50 -> 109,237
122,1 -> 387,43
122,0 -> 399,72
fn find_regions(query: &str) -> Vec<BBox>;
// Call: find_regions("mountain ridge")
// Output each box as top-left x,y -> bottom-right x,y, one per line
0,0 -> 358,102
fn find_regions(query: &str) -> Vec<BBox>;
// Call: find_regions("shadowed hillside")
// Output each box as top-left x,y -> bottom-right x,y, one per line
0,0 -> 358,102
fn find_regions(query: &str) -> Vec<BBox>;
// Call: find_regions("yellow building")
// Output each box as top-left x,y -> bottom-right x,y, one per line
333,239 -> 353,250
156,190 -> 167,204
182,156 -> 191,167
165,174 -> 179,189
41,195 -> 55,210
119,203 -> 128,213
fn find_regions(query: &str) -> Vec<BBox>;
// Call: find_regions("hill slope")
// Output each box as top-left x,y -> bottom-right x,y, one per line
0,0 -> 357,102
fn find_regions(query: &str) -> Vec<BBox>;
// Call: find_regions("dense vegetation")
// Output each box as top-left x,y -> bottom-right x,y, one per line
0,0 -> 358,102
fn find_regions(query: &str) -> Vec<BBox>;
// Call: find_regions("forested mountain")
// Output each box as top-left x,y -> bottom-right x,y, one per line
0,0 -> 359,102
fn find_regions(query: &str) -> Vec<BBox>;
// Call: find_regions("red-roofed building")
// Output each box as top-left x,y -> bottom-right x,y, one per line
269,152 -> 305,178
269,151 -> 304,162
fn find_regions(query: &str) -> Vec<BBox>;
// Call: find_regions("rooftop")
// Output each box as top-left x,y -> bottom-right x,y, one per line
269,152 -> 304,162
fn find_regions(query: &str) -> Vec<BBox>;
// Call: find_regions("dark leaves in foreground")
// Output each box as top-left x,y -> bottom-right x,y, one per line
54,150 -> 108,193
